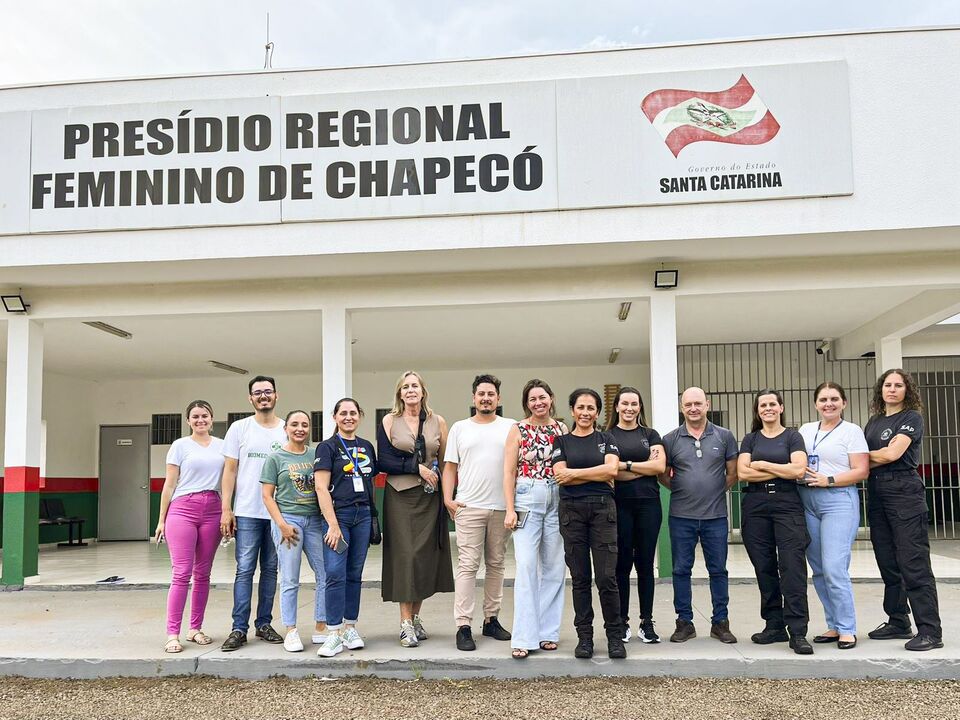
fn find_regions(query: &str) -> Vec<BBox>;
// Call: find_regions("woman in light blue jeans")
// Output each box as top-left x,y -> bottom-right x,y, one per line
503,379 -> 568,659
798,382 -> 869,649
260,410 -> 327,652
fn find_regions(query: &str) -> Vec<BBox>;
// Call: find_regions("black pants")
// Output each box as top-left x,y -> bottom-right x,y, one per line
868,472 -> 942,638
559,495 -> 622,639
615,497 -> 662,625
741,489 -> 810,637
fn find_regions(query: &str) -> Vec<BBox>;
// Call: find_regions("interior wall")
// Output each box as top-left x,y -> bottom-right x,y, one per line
92,363 -> 651,476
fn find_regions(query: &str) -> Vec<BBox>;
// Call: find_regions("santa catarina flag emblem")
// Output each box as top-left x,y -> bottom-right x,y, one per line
641,75 -> 780,157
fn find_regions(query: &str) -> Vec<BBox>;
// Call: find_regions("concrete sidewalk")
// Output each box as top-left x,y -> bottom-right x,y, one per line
1,581 -> 957,681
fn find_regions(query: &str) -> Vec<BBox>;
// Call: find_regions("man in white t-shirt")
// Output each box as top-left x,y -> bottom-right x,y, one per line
219,375 -> 288,652
442,374 -> 515,651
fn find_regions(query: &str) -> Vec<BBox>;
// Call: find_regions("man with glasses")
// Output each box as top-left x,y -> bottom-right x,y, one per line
659,387 -> 739,644
219,375 -> 288,651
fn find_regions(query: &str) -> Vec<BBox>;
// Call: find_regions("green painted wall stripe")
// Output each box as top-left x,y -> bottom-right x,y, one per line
1,492 -> 39,584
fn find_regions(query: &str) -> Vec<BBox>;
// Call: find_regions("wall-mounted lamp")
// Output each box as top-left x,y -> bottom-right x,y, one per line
654,269 -> 679,289
2,294 -> 30,313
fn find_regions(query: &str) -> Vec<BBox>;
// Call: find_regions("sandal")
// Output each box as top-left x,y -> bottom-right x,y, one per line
187,630 -> 212,645
512,648 -> 529,659
539,641 -> 558,651
164,637 -> 183,654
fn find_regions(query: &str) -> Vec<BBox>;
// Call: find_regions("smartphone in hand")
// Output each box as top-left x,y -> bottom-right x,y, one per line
334,537 -> 349,554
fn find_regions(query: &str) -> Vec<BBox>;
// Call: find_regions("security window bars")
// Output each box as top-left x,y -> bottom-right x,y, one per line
151,413 -> 181,445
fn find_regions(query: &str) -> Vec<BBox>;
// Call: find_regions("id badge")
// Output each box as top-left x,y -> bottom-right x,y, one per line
808,454 -> 819,472
352,473 -> 365,493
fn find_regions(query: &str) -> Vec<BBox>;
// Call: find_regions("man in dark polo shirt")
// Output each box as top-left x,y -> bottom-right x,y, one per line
659,387 -> 739,644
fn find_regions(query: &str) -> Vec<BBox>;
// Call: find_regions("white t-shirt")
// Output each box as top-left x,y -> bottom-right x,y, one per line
166,436 -> 225,501
222,416 -> 287,519
798,420 -> 869,476
444,415 -> 515,510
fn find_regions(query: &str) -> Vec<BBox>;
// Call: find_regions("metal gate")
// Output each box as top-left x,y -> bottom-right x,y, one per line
677,340 -> 876,539
905,356 -> 960,539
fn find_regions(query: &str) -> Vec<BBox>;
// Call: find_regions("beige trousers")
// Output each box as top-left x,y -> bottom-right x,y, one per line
453,506 -> 509,627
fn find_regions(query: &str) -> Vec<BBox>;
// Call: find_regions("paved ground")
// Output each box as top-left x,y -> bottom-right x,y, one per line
0,676 -> 957,720
19,538 -> 960,587
2,581 -> 958,681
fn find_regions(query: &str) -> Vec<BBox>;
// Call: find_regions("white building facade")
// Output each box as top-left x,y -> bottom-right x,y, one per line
1,27 -> 959,584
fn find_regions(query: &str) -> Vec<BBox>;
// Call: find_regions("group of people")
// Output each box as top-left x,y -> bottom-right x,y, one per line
154,367 -> 944,660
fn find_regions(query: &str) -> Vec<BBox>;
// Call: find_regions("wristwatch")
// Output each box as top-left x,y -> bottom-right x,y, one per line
626,461 -> 633,472
827,476 -> 836,486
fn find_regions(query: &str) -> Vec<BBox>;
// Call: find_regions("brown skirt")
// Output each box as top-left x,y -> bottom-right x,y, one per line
381,482 -> 454,602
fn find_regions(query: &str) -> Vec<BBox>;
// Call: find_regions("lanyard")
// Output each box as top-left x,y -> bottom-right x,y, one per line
812,421 -> 842,454
337,434 -> 362,478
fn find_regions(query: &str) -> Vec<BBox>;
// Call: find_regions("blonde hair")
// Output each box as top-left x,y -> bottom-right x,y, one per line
390,370 -> 434,417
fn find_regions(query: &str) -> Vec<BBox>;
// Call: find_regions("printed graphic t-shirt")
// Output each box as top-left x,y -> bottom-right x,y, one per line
864,409 -> 924,473
260,447 -> 319,516
314,435 -> 378,510
222,415 -> 287,519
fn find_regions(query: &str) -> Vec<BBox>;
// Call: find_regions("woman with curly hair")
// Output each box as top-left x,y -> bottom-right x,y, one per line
864,368 -> 943,651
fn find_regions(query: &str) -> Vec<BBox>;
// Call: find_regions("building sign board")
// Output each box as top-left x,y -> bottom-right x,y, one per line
0,61 -> 851,235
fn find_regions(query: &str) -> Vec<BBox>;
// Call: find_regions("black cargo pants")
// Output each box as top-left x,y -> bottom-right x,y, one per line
559,495 -> 622,640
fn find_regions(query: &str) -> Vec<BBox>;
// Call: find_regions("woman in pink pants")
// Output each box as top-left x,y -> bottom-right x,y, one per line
154,400 -> 225,653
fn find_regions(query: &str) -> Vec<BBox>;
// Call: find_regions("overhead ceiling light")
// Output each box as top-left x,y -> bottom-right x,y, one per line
608,347 -> 621,364
654,269 -> 679,289
617,302 -> 632,322
83,321 -> 132,340
2,293 -> 30,313
208,360 -> 249,375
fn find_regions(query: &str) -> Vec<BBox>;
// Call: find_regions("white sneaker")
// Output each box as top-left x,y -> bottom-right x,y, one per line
283,629 -> 303,653
317,632 -> 344,657
342,627 -> 365,650
623,625 -> 632,643
311,632 -> 328,644
400,620 -> 419,648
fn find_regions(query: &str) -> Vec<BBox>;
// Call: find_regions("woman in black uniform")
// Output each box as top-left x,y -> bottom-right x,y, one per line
552,388 -> 624,660
864,368 -> 943,651
737,389 -> 812,655
606,387 -> 665,644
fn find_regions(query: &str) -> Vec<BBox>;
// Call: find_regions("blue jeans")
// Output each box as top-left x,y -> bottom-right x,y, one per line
669,516 -> 730,623
321,504 -> 371,627
270,513 -> 326,628
800,485 -> 860,634
511,480 -> 565,650
232,516 -> 278,633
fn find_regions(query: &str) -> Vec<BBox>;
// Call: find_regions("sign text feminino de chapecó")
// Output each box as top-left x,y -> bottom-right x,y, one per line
0,60 -> 852,235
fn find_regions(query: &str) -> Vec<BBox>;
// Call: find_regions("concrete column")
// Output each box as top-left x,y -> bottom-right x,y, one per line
875,336 -> 903,377
2,317 -> 44,586
648,293 -> 679,578
321,305 -> 353,417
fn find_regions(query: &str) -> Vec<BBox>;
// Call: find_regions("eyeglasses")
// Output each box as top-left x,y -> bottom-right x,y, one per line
251,390 -> 275,398
694,439 -> 702,458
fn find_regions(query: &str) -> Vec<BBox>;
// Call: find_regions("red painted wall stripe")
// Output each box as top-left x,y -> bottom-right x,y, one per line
2,466 -> 41,493
39,477 -> 99,493
150,477 -> 165,493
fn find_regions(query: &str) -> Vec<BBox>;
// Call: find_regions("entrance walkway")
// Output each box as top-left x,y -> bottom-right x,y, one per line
19,537 -> 960,587
1,583 -> 957,680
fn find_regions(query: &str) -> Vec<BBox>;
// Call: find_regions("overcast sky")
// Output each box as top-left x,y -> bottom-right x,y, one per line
2,0 -> 958,86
